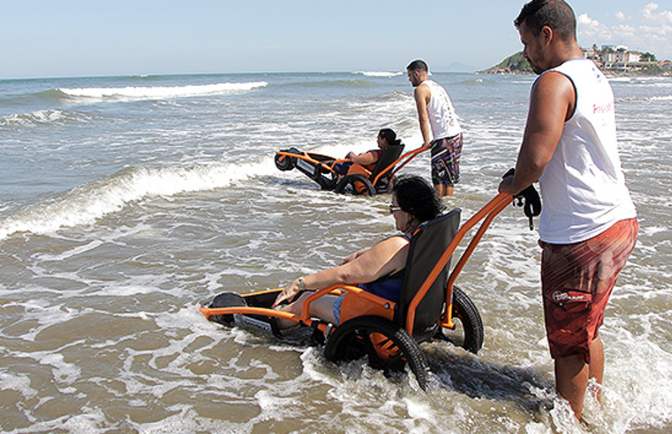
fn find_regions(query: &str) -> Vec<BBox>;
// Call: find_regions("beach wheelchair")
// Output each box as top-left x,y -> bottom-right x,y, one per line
274,144 -> 428,195
200,182 -> 540,390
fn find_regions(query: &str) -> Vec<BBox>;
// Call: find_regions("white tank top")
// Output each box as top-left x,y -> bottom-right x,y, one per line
422,80 -> 461,140
538,59 -> 636,243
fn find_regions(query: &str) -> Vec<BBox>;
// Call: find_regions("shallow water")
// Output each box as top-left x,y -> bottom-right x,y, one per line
0,72 -> 671,433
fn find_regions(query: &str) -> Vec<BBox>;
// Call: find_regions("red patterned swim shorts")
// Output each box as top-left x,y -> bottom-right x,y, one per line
540,217 -> 638,363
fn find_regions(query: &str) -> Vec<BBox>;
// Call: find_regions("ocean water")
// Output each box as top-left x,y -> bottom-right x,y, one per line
0,71 -> 670,434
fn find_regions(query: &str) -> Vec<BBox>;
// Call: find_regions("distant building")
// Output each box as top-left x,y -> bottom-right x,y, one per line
584,45 -> 601,63
581,45 -> 657,73
615,47 -> 641,63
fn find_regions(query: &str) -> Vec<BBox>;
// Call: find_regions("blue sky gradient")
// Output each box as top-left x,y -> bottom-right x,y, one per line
2,0 -> 671,78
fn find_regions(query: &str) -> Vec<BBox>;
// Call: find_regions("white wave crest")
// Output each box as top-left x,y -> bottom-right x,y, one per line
608,77 -> 633,83
0,109 -> 85,126
57,81 -> 268,101
354,71 -> 403,78
0,157 -> 275,240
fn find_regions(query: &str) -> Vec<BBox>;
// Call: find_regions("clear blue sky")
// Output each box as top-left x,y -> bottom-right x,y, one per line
2,0 -> 671,79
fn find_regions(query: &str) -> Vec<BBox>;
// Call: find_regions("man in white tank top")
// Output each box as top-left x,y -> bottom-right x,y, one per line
407,60 -> 463,197
498,0 -> 638,420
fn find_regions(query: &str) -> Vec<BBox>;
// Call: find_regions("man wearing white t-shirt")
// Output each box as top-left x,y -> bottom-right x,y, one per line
499,0 -> 638,420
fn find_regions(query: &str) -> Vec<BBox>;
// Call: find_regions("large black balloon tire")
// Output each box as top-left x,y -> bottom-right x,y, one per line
207,292 -> 246,326
323,316 -> 430,390
275,149 -> 298,171
334,174 -> 375,196
444,286 -> 484,354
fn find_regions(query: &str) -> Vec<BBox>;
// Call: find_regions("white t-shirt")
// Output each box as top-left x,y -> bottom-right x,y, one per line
538,58 -> 636,243
421,80 -> 461,140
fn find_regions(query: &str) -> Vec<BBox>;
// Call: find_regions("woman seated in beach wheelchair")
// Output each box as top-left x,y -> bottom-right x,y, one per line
274,129 -> 406,195
201,175 -> 486,390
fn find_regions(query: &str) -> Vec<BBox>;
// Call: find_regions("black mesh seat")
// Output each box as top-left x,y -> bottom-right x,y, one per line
394,209 -> 461,342
368,144 -> 404,190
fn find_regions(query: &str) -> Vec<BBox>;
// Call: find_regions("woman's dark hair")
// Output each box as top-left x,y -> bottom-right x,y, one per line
392,175 -> 445,223
378,128 -> 402,146
514,0 -> 576,43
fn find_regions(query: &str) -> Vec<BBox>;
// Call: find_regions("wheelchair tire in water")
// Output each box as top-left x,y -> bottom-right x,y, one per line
207,292 -> 247,326
442,286 -> 484,354
334,174 -> 375,196
324,316 -> 430,390
275,149 -> 298,171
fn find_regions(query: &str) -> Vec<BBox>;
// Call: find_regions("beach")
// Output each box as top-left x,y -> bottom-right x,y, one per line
1,71 -> 671,433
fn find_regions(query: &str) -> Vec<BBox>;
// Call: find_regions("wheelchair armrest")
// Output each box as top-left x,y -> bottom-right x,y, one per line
329,285 -> 396,324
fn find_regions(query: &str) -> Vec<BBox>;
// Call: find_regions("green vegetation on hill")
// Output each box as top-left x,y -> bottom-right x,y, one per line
479,52 -> 532,74
497,52 -> 533,73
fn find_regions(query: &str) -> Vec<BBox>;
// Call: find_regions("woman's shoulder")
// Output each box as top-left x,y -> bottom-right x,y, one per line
377,234 -> 411,247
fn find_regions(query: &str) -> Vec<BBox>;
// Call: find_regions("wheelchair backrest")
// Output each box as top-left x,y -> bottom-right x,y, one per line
369,144 -> 405,187
395,208 -> 461,342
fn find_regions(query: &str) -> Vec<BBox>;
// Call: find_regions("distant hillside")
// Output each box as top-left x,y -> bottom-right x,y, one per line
479,52 -> 533,74
481,48 -> 671,76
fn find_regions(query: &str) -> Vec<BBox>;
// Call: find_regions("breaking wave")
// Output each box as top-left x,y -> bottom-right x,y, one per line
56,81 -> 268,101
0,109 -> 93,127
354,71 -> 403,78
0,157 -> 276,240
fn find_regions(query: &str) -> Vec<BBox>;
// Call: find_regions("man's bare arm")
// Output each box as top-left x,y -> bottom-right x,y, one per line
414,85 -> 433,146
500,72 -> 575,194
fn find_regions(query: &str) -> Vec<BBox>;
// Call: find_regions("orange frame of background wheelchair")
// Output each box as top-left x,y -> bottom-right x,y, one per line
275,145 -> 430,190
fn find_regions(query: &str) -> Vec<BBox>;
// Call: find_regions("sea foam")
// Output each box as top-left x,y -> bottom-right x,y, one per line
0,109 -> 90,126
355,71 -> 403,78
57,81 -> 268,101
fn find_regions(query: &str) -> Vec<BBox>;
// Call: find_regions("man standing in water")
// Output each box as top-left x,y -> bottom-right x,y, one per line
407,60 -> 463,197
499,0 -> 638,419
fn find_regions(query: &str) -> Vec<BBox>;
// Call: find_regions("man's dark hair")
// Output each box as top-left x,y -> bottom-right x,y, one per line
393,175 -> 445,223
406,59 -> 428,73
514,0 -> 577,42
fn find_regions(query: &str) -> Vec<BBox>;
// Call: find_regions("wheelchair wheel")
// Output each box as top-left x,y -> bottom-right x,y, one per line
334,174 -> 375,196
440,286 -> 484,354
324,316 -> 430,390
275,148 -> 299,171
207,292 -> 246,326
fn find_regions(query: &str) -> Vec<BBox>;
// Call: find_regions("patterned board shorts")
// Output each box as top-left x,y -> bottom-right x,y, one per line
541,217 -> 638,363
431,133 -> 463,186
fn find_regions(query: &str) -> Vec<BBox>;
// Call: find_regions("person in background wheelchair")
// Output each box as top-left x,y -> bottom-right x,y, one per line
272,175 -> 444,329
334,128 -> 402,175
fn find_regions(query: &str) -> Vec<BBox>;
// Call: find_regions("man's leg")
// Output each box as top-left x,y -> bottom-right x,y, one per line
555,353 -> 589,419
435,184 -> 453,197
588,335 -> 605,400
555,335 -> 605,419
